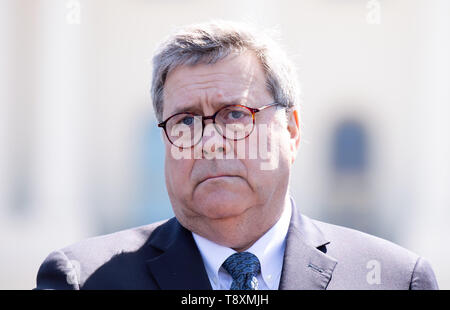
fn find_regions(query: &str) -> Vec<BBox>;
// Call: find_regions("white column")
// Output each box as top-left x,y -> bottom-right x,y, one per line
409,0 -> 450,289
0,1 -> 13,218
30,0 -> 94,245
0,0 -> 94,289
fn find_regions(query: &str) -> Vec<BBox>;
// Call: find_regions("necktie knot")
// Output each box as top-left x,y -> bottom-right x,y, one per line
222,252 -> 261,290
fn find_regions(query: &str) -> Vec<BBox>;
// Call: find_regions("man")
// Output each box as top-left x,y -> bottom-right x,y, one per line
35,21 -> 438,290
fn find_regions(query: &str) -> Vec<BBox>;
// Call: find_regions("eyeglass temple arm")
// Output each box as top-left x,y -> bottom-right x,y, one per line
253,102 -> 284,112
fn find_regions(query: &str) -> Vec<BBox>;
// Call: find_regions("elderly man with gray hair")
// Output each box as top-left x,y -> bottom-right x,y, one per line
35,20 -> 438,290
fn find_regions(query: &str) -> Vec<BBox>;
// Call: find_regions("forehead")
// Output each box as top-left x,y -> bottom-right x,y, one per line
162,51 -> 270,117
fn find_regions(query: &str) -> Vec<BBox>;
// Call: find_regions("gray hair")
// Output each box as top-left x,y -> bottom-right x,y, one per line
151,20 -> 301,123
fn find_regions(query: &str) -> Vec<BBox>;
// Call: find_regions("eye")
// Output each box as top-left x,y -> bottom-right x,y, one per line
229,110 -> 244,120
179,116 -> 194,126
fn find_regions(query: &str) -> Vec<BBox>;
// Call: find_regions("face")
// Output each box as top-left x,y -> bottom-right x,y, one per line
162,51 -> 300,251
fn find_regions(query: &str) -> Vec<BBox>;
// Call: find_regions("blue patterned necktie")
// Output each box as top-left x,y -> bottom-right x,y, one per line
222,252 -> 261,290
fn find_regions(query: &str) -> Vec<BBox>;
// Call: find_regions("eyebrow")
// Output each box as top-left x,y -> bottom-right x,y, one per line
170,99 -> 247,116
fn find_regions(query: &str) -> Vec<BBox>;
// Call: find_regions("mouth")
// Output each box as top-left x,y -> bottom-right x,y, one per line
198,175 -> 242,186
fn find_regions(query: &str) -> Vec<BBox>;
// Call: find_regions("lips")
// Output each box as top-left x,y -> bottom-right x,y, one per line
192,160 -> 246,189
198,174 -> 241,185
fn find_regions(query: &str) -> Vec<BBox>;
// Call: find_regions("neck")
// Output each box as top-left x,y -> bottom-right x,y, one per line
231,194 -> 290,252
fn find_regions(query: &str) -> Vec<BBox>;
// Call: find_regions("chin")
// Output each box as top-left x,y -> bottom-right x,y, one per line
194,191 -> 251,220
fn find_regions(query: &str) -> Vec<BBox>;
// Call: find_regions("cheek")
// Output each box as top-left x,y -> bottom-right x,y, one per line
164,152 -> 194,195
278,130 -> 293,161
257,120 -> 291,159
241,129 -> 287,172
269,117 -> 293,161
249,123 -> 292,179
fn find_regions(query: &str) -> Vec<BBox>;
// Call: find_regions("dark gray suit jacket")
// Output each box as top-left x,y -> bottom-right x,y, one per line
34,203 -> 439,289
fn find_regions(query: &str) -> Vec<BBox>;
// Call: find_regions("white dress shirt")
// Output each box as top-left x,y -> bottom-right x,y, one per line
192,198 -> 292,290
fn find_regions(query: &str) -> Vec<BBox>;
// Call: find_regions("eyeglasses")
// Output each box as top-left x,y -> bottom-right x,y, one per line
158,102 -> 284,149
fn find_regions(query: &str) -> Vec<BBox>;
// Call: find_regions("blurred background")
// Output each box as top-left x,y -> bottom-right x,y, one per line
0,0 -> 449,289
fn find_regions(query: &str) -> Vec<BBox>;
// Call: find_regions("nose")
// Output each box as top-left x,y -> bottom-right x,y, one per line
201,119 -> 229,158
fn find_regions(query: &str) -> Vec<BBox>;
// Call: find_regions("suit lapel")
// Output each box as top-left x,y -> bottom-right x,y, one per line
279,201 -> 338,290
146,200 -> 337,290
146,218 -> 212,290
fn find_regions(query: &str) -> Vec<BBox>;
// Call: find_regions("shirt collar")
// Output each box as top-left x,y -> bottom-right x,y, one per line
192,196 -> 292,288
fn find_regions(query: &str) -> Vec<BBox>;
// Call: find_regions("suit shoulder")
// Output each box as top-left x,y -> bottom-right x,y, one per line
313,218 -> 418,260
52,219 -> 169,280
310,218 -> 422,289
35,219 -> 171,289
61,218 -> 170,258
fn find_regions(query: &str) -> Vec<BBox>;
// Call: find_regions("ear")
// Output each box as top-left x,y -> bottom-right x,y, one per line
287,109 -> 301,164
